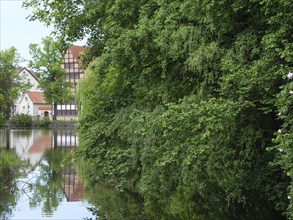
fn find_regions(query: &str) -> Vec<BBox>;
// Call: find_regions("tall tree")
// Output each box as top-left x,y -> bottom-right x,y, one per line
0,47 -> 27,124
29,36 -> 71,120
24,0 -> 293,218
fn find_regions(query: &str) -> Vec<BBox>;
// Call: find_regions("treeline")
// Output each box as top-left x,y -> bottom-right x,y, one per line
0,47 -> 28,125
24,0 -> 293,219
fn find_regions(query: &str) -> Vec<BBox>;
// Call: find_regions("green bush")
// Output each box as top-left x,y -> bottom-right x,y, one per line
36,117 -> 51,128
10,114 -> 32,127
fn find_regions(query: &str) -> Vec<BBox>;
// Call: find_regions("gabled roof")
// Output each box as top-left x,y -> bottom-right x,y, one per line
68,45 -> 86,62
27,92 -> 46,104
18,67 -> 39,82
16,67 -> 23,72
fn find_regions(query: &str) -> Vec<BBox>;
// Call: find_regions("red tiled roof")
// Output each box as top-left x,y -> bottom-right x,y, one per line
27,92 -> 46,104
38,105 -> 51,110
69,45 -> 86,61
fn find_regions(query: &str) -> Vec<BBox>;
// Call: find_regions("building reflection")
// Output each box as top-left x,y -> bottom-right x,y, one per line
10,129 -> 52,170
52,129 -> 84,202
1,128 -> 84,203
63,167 -> 84,202
52,129 -> 78,148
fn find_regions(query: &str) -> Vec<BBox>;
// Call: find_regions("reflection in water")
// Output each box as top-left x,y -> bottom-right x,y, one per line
63,166 -> 84,202
0,129 -> 94,220
1,128 -> 287,219
0,129 -> 10,148
83,182 -> 148,220
52,129 -> 84,202
53,129 -> 78,148
0,148 -> 23,220
11,129 -> 52,172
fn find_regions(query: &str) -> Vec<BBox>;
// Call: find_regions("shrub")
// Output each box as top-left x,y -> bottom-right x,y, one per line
36,117 -> 51,128
10,114 -> 32,127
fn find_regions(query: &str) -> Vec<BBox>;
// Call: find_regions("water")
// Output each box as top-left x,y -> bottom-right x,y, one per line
1,129 -> 285,220
0,129 -> 95,220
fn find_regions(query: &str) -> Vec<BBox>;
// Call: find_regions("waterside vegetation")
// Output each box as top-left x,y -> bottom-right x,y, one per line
17,0 -> 293,218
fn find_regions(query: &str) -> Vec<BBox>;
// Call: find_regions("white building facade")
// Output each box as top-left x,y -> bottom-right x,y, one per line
14,67 -> 52,120
17,92 -> 52,120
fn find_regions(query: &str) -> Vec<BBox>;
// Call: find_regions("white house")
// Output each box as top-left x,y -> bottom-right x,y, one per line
14,67 -> 41,114
18,91 -> 52,120
18,67 -> 41,92
13,67 -> 52,119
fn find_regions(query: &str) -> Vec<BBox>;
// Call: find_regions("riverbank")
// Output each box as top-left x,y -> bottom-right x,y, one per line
1,120 -> 76,129
49,121 -> 76,128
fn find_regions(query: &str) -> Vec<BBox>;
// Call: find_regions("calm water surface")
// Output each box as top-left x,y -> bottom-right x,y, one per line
0,129 -> 95,220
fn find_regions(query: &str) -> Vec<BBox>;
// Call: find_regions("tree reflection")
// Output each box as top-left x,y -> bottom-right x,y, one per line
83,183 -> 148,220
82,182 -> 211,220
1,128 -> 88,219
0,148 -> 23,219
76,159 -> 148,220
28,148 -> 66,216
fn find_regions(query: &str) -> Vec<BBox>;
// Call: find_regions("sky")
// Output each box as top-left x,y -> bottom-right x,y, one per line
0,0 -> 85,67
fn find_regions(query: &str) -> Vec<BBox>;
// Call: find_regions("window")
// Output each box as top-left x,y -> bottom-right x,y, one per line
64,62 -> 75,69
75,72 -> 80,79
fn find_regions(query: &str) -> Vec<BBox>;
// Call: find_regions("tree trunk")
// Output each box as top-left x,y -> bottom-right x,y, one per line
53,129 -> 58,148
6,129 -> 10,149
53,103 -> 57,120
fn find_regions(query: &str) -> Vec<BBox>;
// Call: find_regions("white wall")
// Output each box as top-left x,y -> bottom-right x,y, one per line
38,109 -> 52,120
16,95 -> 52,119
19,68 -> 41,92
14,68 -> 41,116
17,94 -> 34,116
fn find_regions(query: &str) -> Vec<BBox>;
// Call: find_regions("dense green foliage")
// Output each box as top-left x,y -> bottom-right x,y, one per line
35,117 -> 51,128
0,47 -> 28,125
10,114 -> 33,127
274,72 -> 293,218
24,0 -> 293,218
29,37 -> 71,120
